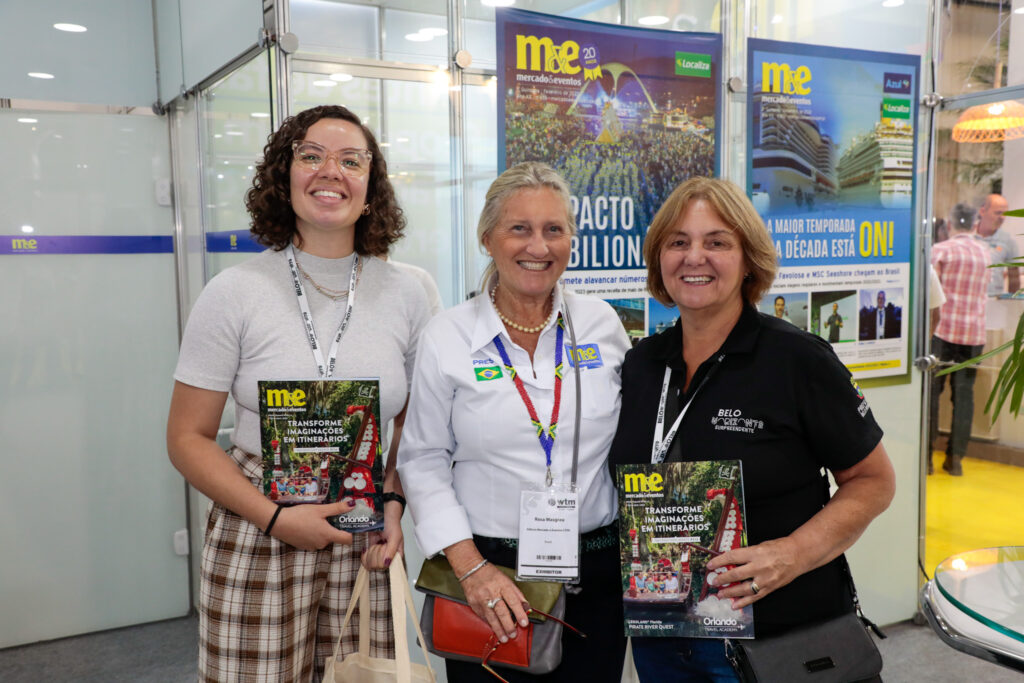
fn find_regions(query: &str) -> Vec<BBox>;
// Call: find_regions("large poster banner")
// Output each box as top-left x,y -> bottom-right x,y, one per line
747,39 -> 919,379
498,8 -> 722,342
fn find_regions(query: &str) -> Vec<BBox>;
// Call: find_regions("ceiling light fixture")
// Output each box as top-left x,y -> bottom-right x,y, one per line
312,79 -> 337,87
21,225 -> 34,233
251,112 -> 270,118
637,16 -> 669,26
481,0 -> 515,6
405,32 -> 432,42
53,23 -> 87,32
28,72 -> 55,79
17,117 -> 38,123
771,14 -> 784,24
881,0 -> 904,7
421,28 -> 448,37
330,73 -> 353,82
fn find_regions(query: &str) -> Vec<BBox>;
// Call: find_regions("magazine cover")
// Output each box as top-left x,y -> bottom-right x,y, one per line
258,378 -> 383,532
616,460 -> 752,638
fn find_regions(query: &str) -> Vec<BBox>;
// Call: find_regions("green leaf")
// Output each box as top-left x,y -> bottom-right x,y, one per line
935,340 -> 1013,376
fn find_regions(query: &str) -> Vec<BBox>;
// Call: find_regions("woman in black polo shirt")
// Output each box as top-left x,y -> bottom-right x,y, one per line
609,177 -> 895,681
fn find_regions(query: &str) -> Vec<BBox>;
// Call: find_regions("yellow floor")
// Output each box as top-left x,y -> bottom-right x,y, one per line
925,454 -> 1024,576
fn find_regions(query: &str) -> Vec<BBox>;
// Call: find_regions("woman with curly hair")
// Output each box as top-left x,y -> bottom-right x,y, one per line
167,105 -> 431,681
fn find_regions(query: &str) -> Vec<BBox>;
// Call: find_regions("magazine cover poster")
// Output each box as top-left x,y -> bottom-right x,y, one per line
616,460 -> 752,639
258,378 -> 383,532
747,38 -> 919,379
497,8 -> 721,341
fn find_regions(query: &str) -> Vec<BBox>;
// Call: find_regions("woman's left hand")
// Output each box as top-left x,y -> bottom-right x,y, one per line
705,536 -> 803,609
362,499 -> 404,570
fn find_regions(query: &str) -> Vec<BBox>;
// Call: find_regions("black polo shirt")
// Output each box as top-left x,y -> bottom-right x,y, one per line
609,305 -> 883,635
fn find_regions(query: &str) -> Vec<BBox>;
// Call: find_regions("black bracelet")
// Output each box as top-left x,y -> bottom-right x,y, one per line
264,505 -> 284,536
381,491 -> 406,511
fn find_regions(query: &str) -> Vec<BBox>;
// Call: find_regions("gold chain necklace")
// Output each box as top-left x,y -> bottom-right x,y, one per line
489,283 -> 555,334
295,256 -> 359,301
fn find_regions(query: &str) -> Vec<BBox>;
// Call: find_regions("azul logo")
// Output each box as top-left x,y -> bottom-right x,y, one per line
881,98 -> 911,119
565,343 -> 603,369
515,34 -> 580,75
622,471 -> 663,493
266,388 -> 306,407
474,366 -> 503,382
761,61 -> 812,95
11,238 -> 38,251
883,72 -> 912,94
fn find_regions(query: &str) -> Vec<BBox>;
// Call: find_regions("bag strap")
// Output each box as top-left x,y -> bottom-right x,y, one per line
389,557 -> 436,682
820,473 -> 886,640
337,564 -> 373,659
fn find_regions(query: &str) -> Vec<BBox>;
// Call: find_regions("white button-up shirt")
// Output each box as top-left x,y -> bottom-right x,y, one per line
398,286 -> 631,557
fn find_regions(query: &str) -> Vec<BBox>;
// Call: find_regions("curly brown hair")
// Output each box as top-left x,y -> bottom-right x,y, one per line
245,105 -> 405,255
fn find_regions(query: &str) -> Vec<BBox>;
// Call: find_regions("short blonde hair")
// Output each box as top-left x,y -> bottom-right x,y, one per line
644,177 -> 777,307
477,162 -> 576,286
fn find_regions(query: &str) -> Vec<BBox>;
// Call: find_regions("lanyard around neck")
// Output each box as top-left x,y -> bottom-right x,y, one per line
492,315 -> 565,487
285,244 -> 359,378
650,353 -> 725,464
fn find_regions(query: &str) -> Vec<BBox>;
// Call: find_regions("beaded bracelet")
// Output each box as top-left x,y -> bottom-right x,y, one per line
457,558 -> 490,582
381,491 -> 407,511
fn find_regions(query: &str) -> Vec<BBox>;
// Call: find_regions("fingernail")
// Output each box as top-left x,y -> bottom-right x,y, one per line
384,557 -> 392,567
500,636 -> 508,643
347,499 -> 356,507
377,539 -> 386,545
509,630 -> 517,639
520,619 -> 529,627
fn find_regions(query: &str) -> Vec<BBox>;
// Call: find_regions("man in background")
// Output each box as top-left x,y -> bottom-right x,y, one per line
773,295 -> 793,324
975,193 -> 1020,295
930,203 -> 989,476
859,290 -> 901,339
823,302 -> 843,343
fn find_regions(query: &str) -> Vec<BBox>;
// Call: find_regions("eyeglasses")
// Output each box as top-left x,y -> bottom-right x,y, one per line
291,141 -> 372,177
480,606 -> 585,682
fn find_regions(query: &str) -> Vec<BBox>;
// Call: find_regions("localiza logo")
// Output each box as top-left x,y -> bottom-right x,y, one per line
881,97 -> 911,119
675,51 -> 712,78
883,72 -> 912,94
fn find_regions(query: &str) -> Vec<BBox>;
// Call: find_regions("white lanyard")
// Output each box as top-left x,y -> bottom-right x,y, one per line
285,245 -> 359,378
650,354 -> 724,464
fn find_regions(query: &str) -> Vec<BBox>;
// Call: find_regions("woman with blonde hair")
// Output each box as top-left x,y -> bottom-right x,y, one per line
399,162 -> 630,681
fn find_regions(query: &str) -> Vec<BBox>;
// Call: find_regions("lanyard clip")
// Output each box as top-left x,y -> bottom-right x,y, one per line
545,466 -> 553,488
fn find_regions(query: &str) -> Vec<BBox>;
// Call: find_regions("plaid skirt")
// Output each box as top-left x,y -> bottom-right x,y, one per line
198,447 -> 395,682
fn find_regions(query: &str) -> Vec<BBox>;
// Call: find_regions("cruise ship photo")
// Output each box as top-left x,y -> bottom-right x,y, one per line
836,120 -> 914,209
750,94 -> 838,212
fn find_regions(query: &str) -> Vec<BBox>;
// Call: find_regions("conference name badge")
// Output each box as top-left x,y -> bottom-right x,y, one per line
517,485 -> 580,582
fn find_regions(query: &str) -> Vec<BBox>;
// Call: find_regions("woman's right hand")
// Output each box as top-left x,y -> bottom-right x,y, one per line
460,563 -> 531,643
266,499 -> 356,550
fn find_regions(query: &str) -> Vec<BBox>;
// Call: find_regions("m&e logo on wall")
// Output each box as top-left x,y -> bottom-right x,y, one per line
515,34 -> 581,75
761,61 -> 812,95
11,238 -> 38,252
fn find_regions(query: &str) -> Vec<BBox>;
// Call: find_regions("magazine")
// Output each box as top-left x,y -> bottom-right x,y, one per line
258,378 -> 383,532
616,460 -> 753,638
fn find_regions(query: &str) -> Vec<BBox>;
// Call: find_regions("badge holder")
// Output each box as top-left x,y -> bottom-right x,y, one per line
516,296 -> 584,584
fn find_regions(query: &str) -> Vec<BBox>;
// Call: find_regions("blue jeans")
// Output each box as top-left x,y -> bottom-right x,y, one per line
632,638 -> 739,683
929,336 -> 983,458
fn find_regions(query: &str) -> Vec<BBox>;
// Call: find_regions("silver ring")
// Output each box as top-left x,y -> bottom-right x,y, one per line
750,580 -> 761,595
486,597 -> 501,609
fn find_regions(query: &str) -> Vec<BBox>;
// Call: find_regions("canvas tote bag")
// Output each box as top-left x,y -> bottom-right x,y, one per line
325,555 -> 436,683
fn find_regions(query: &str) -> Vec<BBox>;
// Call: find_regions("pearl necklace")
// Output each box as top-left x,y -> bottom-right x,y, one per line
295,256 -> 358,301
489,283 -> 555,334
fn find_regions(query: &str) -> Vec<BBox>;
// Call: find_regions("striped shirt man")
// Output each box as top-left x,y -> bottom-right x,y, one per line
931,233 -> 989,346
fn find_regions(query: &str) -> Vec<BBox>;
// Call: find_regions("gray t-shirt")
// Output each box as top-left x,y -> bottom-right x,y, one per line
977,229 -> 1020,295
174,247 -> 430,456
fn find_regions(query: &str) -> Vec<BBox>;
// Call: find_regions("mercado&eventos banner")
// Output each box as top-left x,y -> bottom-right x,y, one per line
497,8 -> 722,342
746,39 -> 920,379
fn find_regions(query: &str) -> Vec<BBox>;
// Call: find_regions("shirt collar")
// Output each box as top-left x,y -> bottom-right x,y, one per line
469,275 -> 566,353
650,304 -> 762,370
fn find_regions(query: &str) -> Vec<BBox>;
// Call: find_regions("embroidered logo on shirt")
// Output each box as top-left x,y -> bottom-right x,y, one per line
564,343 -> 603,369
475,366 -> 503,382
850,378 -> 870,416
709,409 -> 764,434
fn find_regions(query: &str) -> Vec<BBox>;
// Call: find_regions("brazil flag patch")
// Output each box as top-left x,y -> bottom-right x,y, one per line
475,366 -> 503,382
